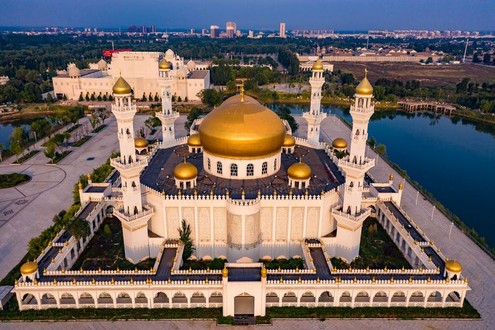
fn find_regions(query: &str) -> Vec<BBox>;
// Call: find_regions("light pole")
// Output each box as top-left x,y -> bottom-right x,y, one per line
415,191 -> 419,206
430,205 -> 436,221
449,221 -> 454,239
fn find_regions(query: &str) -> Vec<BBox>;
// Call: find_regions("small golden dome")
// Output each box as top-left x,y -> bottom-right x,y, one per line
332,137 -> 348,149
159,59 -> 171,70
389,173 -> 394,181
187,134 -> 201,147
283,134 -> 296,147
222,266 -> 229,278
20,261 -> 38,275
445,259 -> 462,273
312,59 -> 324,71
356,69 -> 373,96
173,162 -> 198,180
134,137 -> 149,148
112,76 -> 132,95
399,182 -> 404,190
199,95 -> 285,159
287,162 -> 312,180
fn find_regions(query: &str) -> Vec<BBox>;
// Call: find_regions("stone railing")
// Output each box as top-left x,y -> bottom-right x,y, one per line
16,278 -> 223,287
331,267 -> 439,275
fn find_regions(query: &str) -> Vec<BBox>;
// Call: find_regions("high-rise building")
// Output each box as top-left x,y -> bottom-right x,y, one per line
210,25 -> 220,38
280,22 -> 286,38
248,30 -> 254,38
226,21 -> 237,38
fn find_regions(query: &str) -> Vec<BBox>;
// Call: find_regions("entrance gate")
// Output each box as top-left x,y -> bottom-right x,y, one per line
234,293 -> 255,325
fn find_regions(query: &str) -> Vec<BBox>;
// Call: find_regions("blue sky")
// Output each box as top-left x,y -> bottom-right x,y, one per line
1,0 -> 493,30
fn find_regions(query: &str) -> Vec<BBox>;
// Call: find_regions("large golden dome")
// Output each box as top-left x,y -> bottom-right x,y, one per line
173,162 -> 198,180
187,134 -> 201,146
332,137 -> 348,149
199,95 -> 286,159
134,137 -> 149,148
113,76 -> 132,95
20,261 -> 38,275
287,162 -> 312,180
355,70 -> 373,96
445,259 -> 462,273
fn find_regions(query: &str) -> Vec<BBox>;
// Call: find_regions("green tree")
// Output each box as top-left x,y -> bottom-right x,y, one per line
89,112 -> 101,129
9,127 -> 25,161
68,218 -> 90,240
44,141 -> 56,161
79,92 -> 84,101
184,107 -> 203,131
375,144 -> 387,155
472,52 -> 481,63
198,89 -> 222,107
275,105 -> 298,132
368,136 -> 376,148
96,108 -> 109,124
483,53 -> 491,65
426,57 -> 433,64
104,224 -> 111,237
30,118 -> 50,140
177,96 -> 182,102
178,219 -> 195,262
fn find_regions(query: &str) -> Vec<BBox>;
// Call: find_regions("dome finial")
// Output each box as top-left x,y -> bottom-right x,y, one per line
364,67 -> 368,77
236,78 -> 247,102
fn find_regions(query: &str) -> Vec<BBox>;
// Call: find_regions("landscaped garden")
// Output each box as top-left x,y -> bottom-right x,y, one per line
180,258 -> 226,271
0,173 -> 30,188
12,150 -> 40,164
71,217 -> 155,271
332,217 -> 412,269
261,257 -> 304,270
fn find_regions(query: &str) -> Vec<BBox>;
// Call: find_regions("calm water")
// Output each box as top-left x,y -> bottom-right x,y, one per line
0,121 -> 31,148
273,104 -> 495,249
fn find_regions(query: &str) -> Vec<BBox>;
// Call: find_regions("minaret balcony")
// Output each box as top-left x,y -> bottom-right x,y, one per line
110,157 -> 148,173
303,111 -> 327,122
114,204 -> 154,223
338,157 -> 375,176
332,205 -> 371,226
156,110 -> 180,121
350,105 -> 375,118
112,105 -> 137,113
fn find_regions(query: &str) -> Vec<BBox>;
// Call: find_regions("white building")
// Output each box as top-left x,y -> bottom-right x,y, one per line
52,49 -> 211,102
14,67 -> 469,320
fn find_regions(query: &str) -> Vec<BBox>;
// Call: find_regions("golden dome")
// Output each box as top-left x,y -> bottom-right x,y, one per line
159,59 -> 171,70
134,137 -> 149,148
287,162 -> 312,180
283,134 -> 296,147
445,259 -> 462,273
112,76 -> 132,95
355,69 -> 373,96
199,95 -> 286,159
312,59 -> 324,71
332,137 -> 348,149
20,261 -> 38,275
173,162 -> 198,180
187,134 -> 201,147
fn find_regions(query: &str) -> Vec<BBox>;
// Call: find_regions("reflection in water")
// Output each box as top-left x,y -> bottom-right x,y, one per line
271,104 -> 495,249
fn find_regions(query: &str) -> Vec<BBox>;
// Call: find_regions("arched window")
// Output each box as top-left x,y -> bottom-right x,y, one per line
217,162 -> 222,174
262,162 -> 268,175
230,164 -> 238,177
247,163 -> 254,176
207,158 -> 211,170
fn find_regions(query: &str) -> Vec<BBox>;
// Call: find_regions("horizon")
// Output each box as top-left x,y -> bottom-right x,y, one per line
0,0 -> 494,31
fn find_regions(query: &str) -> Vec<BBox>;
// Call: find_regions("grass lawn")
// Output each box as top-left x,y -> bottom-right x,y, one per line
332,217 -> 412,269
12,150 -> 40,164
71,135 -> 91,147
0,173 -> 30,188
92,124 -> 107,133
71,217 -> 155,271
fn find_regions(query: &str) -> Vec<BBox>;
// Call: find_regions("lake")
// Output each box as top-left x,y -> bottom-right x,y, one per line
273,104 -> 495,249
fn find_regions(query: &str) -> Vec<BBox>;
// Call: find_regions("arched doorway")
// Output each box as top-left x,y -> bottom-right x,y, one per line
234,293 -> 255,325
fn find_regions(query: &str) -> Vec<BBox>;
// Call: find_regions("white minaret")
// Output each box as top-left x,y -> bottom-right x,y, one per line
156,58 -> 179,144
303,59 -> 327,145
110,76 -> 154,263
332,69 -> 375,262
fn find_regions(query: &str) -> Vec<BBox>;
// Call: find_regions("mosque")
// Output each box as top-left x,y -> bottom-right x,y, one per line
13,59 -> 469,319
52,49 -> 210,102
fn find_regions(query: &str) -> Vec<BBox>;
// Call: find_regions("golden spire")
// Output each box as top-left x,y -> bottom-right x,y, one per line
222,266 -> 229,278
236,78 -> 247,102
261,265 -> 267,278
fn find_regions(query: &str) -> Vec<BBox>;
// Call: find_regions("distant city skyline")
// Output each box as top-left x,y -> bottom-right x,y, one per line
0,0 -> 494,31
